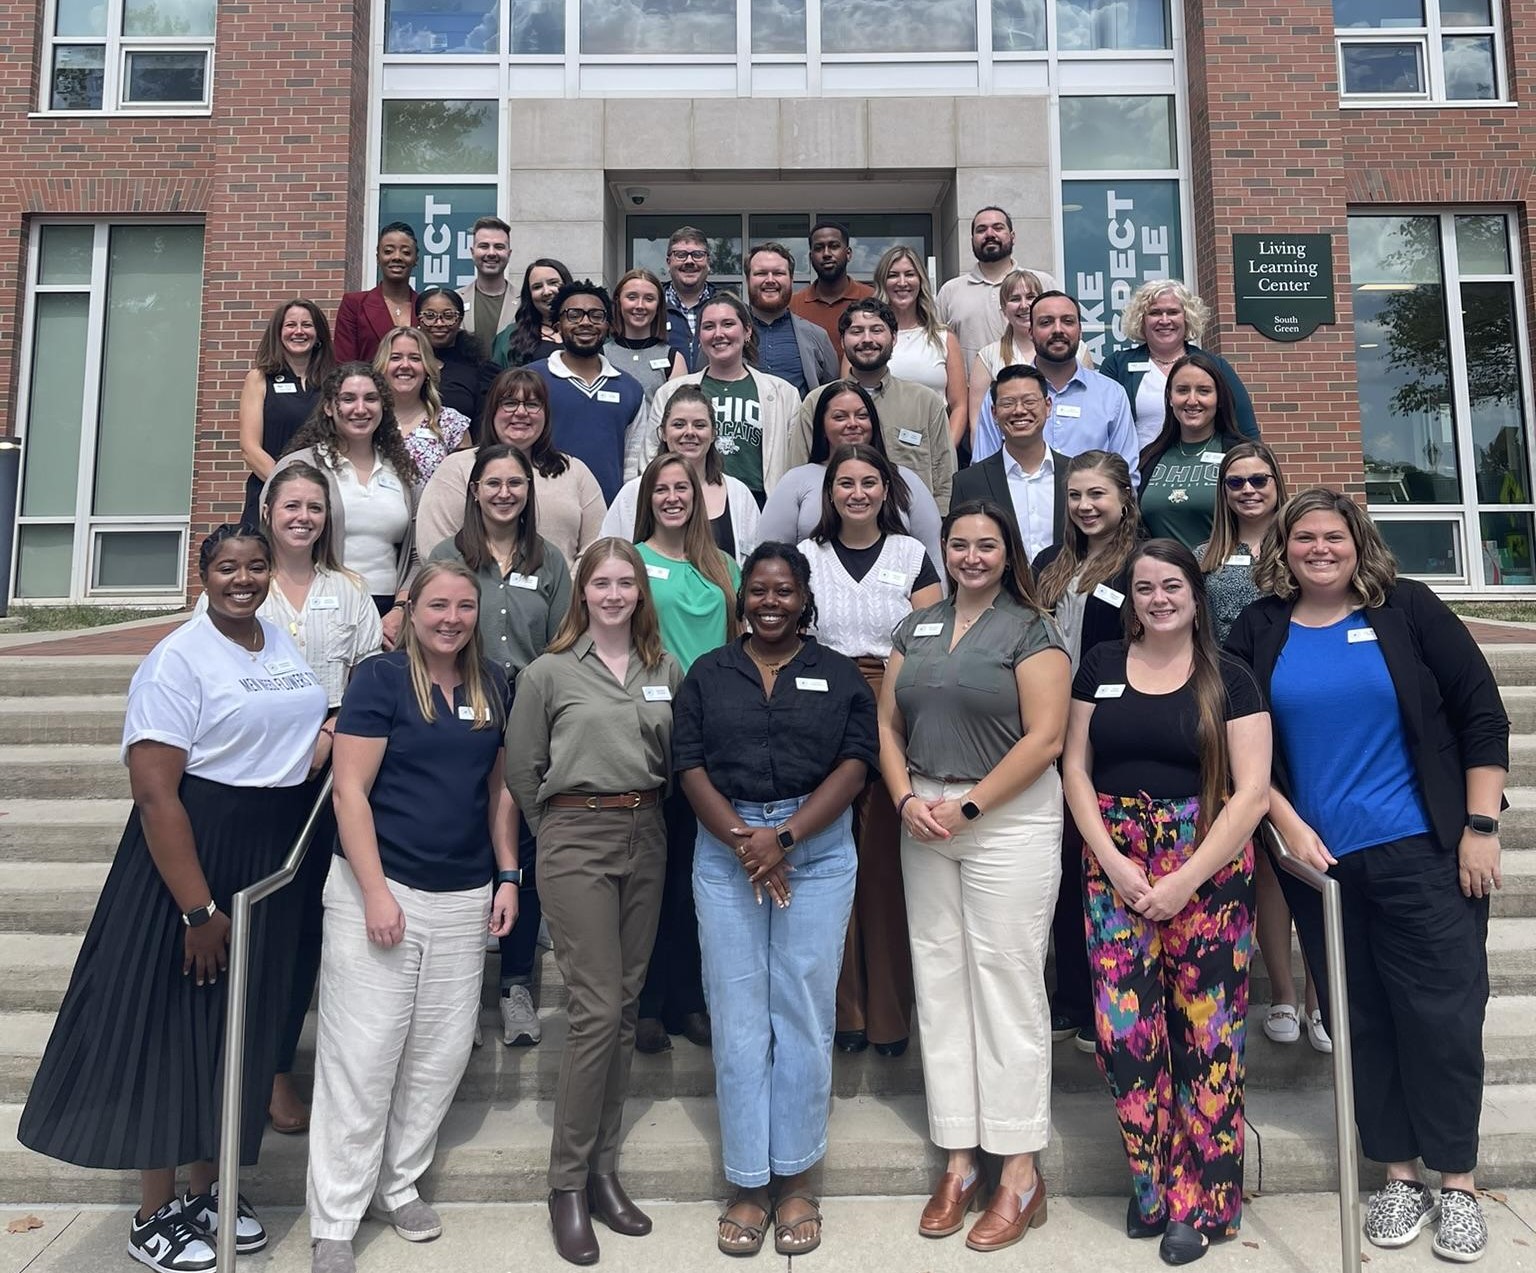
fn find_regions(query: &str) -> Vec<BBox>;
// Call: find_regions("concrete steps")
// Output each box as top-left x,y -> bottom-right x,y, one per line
0,697 -> 127,746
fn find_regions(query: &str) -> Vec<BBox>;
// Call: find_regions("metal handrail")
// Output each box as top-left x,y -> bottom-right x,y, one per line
216,773 -> 334,1273
1258,818 -> 1359,1273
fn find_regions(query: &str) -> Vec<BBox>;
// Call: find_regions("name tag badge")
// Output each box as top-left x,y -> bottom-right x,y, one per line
642,684 -> 672,702
896,428 -> 923,447
1200,451 -> 1225,465
376,473 -> 401,492
308,595 -> 340,612
913,622 -> 944,637
458,704 -> 477,721
795,677 -> 830,693
646,564 -> 670,581
272,380 -> 298,394
264,658 -> 298,675
1227,553 -> 1253,567
1055,404 -> 1082,418
596,390 -> 622,404
649,357 -> 672,370
877,567 -> 907,587
1095,683 -> 1127,699
506,572 -> 540,590
1091,583 -> 1125,607
1347,627 -> 1379,644
1127,360 -> 1154,373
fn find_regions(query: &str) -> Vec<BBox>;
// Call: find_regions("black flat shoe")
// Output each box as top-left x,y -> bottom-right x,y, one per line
1159,1220 -> 1209,1265
834,1030 -> 868,1053
873,1037 -> 909,1057
1127,1197 -> 1168,1239
681,1011 -> 712,1048
635,1017 -> 671,1054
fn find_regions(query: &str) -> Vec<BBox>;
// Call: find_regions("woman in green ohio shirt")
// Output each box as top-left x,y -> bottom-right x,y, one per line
1136,352 -> 1247,551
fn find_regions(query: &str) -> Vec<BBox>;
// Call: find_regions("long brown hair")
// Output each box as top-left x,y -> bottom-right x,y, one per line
632,454 -> 738,647
1123,539 -> 1231,838
253,298 -> 336,385
284,362 -> 421,487
699,293 -> 760,369
810,444 -> 907,543
454,444 -> 544,576
1200,441 -> 1289,573
547,538 -> 666,668
657,384 -> 724,485
941,499 -> 1047,614
1138,351 -> 1240,485
261,461 -> 348,577
477,368 -> 568,478
373,325 -> 446,440
1035,451 -> 1142,610
400,560 -> 503,730
1253,487 -> 1398,609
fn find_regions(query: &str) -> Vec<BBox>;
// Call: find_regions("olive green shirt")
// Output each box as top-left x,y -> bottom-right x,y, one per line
428,537 -> 572,679
504,633 -> 682,834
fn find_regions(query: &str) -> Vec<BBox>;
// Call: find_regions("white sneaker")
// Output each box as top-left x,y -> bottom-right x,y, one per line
128,1199 -> 216,1273
501,983 -> 541,1046
1305,1008 -> 1333,1053
1263,1003 -> 1301,1044
180,1182 -> 266,1253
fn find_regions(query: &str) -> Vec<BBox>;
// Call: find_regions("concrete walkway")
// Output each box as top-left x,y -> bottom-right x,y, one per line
0,1192 -> 1532,1272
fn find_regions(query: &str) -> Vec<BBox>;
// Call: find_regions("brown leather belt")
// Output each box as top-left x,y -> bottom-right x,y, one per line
547,789 -> 661,811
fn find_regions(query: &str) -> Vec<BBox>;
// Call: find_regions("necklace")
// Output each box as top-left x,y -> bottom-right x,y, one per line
954,608 -> 988,634
747,639 -> 802,678
219,621 -> 263,661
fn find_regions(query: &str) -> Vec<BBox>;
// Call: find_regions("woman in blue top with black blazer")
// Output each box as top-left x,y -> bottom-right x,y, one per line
1225,489 -> 1507,1265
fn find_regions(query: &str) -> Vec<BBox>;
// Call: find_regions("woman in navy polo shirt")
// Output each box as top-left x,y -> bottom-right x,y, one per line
306,560 -> 519,1271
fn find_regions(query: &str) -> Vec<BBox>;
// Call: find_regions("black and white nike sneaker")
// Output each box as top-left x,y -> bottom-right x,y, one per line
127,1198 -> 216,1273
181,1181 -> 268,1253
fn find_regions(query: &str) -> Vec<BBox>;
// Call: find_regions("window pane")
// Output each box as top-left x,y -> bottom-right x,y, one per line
51,45 -> 104,110
14,526 -> 75,600
1350,216 -> 1459,505
993,0 -> 1046,51
1462,282 -> 1530,504
1340,42 -> 1425,93
93,532 -> 182,589
834,214 -> 933,279
822,0 -> 976,53
753,0 -> 806,53
1376,520 -> 1460,575
385,0 -> 499,53
1455,215 -> 1509,274
1333,0 -> 1424,27
628,215 -> 743,282
748,215 -> 809,277
38,225 -> 95,286
124,51 -> 207,104
124,0 -> 215,35
1057,0 -> 1169,51
381,100 -> 498,175
1442,35 -> 1497,99
55,0 -> 105,36
93,225 -> 203,518
1438,0 -> 1491,24
1480,512 -> 1535,586
1060,97 -> 1175,170
510,0 -> 564,53
21,294 -> 90,518
582,0 -> 734,54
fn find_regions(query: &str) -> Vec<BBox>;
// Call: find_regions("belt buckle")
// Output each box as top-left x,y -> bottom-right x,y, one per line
584,796 -> 600,811
625,791 -> 642,809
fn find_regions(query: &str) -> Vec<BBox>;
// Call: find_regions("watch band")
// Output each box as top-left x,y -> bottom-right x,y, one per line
961,799 -> 982,822
182,899 -> 218,928
496,868 -> 524,886
776,825 -> 796,850
1466,814 -> 1499,835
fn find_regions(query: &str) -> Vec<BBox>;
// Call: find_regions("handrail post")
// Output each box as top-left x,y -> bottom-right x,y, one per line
216,774 -> 333,1273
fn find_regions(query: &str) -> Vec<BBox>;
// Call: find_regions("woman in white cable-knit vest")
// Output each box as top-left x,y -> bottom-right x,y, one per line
799,443 -> 943,1058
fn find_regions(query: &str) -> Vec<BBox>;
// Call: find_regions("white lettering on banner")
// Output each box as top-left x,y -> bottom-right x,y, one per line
414,193 -> 477,290
1076,187 -> 1174,362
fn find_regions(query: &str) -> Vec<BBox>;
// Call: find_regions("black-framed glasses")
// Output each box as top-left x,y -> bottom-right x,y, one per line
668,249 -> 708,262
1224,473 -> 1274,491
559,307 -> 608,325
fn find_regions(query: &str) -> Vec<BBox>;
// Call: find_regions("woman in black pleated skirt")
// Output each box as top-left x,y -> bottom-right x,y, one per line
18,526 -> 329,1273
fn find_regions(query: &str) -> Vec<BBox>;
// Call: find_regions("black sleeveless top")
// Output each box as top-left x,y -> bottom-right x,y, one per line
241,370 -> 318,527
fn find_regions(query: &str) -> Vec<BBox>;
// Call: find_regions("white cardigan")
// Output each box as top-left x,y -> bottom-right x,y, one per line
637,367 -> 802,494
599,473 -> 761,565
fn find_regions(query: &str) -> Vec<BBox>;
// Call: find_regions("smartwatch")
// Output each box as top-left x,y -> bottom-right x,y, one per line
1466,814 -> 1499,835
776,825 -> 796,850
182,899 -> 218,928
961,800 -> 982,822
496,868 -> 524,886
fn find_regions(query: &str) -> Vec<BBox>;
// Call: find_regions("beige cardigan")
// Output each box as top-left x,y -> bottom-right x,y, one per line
639,367 -> 802,495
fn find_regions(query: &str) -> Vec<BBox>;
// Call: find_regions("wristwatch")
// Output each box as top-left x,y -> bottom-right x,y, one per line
961,800 -> 983,822
1466,814 -> 1500,835
776,824 -> 796,850
182,899 -> 218,928
496,868 -> 524,886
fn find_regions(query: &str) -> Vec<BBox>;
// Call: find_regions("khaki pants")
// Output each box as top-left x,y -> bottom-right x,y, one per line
538,803 -> 666,1190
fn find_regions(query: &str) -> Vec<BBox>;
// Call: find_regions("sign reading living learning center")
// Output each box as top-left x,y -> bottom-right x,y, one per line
1064,180 -> 1183,362
1233,233 -> 1335,342
377,185 -> 498,291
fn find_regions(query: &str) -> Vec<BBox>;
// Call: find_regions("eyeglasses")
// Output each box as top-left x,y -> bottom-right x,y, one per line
475,477 -> 528,494
496,399 -> 544,415
1224,473 -> 1274,491
418,311 -> 461,325
668,249 -> 709,262
559,307 -> 608,325
995,395 -> 1047,412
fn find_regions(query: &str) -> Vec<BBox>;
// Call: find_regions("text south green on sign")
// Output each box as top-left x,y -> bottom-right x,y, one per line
1233,233 -> 1335,342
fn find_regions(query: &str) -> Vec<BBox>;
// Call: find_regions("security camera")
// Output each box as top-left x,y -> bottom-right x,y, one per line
625,186 -> 651,207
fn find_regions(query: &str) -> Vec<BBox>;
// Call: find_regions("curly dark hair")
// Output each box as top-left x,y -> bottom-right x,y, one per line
734,541 -> 818,632
283,361 -> 421,487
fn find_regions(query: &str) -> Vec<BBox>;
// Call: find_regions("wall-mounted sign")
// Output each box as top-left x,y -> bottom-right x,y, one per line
1233,233 -> 1335,342
1064,180 -> 1183,362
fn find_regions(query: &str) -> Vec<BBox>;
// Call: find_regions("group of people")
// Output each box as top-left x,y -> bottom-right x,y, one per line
15,204 -> 1508,1273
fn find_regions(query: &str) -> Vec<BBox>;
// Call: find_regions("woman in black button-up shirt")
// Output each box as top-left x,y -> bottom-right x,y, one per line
673,542 -> 877,1259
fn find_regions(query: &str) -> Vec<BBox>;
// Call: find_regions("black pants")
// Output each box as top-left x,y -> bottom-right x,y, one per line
1275,832 -> 1488,1174
1049,805 -> 1093,1026
499,815 -> 541,988
638,784 -> 706,1026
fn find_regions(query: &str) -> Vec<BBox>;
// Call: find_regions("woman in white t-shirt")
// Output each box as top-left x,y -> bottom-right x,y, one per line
18,525 -> 330,1272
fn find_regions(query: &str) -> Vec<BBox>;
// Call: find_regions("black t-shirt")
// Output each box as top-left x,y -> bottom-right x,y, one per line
1072,640 -> 1264,798
832,536 -> 940,591
711,508 -> 737,558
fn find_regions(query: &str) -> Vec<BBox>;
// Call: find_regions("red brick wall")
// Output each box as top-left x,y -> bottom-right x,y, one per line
1184,0 -> 1536,496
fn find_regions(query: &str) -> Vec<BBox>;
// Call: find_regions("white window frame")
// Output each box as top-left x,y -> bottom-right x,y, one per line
1335,0 -> 1506,106
39,0 -> 216,116
11,219 -> 200,605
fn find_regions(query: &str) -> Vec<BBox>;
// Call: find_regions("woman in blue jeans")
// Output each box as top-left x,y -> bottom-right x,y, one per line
673,542 -> 878,1258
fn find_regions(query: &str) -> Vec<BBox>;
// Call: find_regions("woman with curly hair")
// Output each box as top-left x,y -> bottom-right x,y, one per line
271,362 -> 422,648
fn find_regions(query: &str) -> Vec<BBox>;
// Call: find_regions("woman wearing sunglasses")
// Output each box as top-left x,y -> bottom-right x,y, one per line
1198,443 -> 1288,645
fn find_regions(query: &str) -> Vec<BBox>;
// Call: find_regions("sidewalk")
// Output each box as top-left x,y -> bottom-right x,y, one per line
1,1192 -> 1531,1273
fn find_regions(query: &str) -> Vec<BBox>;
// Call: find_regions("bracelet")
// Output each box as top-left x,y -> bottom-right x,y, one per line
896,792 -> 918,817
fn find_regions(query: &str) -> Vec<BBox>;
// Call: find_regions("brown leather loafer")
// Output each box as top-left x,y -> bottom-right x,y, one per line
586,1172 -> 652,1236
919,1170 -> 984,1238
965,1176 -> 1048,1252
548,1189 -> 599,1265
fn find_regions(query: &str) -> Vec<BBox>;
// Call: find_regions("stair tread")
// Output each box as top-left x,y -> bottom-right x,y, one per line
0,697 -> 126,715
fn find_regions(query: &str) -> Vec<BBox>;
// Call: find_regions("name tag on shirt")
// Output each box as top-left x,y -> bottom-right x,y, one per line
272,380 -> 298,394
1095,683 -> 1127,699
643,685 -> 673,702
376,473 -> 401,491
1092,583 -> 1125,607
1128,360 -> 1154,373
309,595 -> 340,611
650,357 -> 672,370
1056,404 -> 1082,418
1200,451 -> 1225,464
896,428 -> 923,447
877,568 -> 907,587
458,704 -> 477,720
506,572 -> 540,590
1347,627 -> 1379,644
1226,553 -> 1252,567
913,622 -> 944,637
795,677 -> 829,693
264,658 -> 298,675
596,390 -> 622,404
646,564 -> 670,581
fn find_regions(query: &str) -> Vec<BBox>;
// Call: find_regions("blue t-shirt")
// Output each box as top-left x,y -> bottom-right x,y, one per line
1269,613 -> 1430,857
336,650 -> 513,891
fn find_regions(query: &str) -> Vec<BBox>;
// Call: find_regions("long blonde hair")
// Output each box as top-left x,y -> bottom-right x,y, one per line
374,326 -> 448,440
997,268 -> 1043,366
547,538 -> 667,668
873,245 -> 945,347
1200,442 -> 1289,573
400,560 -> 503,729
632,454 -> 738,647
1034,451 -> 1142,610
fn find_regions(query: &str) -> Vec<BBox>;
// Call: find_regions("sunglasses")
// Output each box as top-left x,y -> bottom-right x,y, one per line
1224,473 -> 1274,491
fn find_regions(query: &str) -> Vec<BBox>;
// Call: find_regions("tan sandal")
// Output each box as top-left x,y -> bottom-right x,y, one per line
717,1194 -> 770,1257
774,1190 -> 823,1256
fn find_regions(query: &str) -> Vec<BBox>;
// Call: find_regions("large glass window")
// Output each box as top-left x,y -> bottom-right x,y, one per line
385,0 -> 499,53
822,0 -> 977,54
753,0 -> 806,52
1334,0 -> 1502,101
1057,0 -> 1170,50
1060,96 -> 1176,170
44,0 -> 214,111
381,101 -> 499,175
580,0 -> 735,54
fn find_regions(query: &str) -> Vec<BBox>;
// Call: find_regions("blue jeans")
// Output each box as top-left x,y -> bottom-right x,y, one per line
694,796 -> 857,1187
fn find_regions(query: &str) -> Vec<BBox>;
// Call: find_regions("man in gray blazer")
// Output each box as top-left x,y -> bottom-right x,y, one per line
742,241 -> 839,393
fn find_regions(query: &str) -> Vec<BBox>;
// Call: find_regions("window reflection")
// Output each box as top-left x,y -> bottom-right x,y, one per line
629,215 -> 743,282
1340,42 -> 1424,93
1060,96 -> 1175,169
1057,0 -> 1170,51
511,0 -> 564,53
1441,36 -> 1496,99
381,100 -> 499,174
581,0 -> 735,54
1332,0 -> 1423,27
822,0 -> 977,53
1480,511 -> 1535,585
386,0 -> 499,53
1463,282 -> 1529,503
753,0 -> 806,52
992,0 -> 1047,51
1378,520 -> 1460,576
